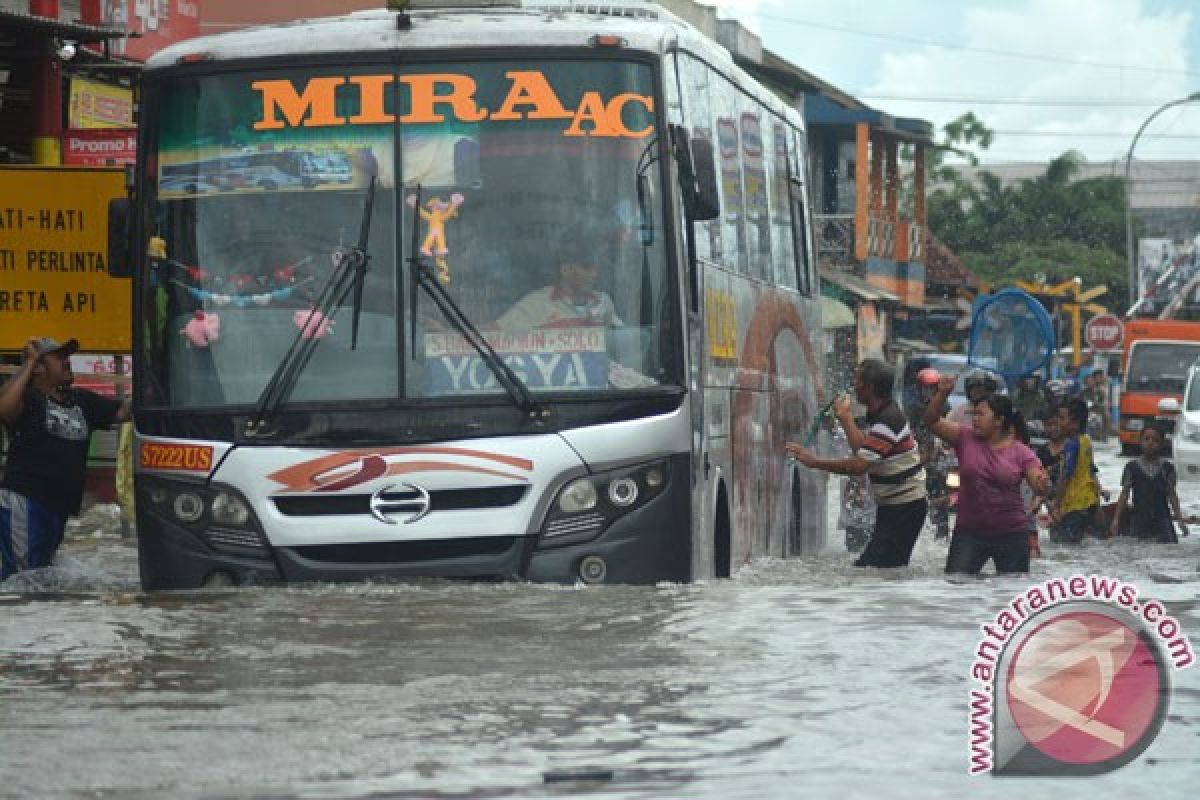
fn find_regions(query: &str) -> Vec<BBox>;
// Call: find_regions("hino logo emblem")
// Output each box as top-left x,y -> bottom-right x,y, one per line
368,482 -> 431,524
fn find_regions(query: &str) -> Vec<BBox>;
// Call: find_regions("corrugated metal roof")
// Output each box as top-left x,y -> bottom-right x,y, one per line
949,160 -> 1200,211
819,267 -> 900,303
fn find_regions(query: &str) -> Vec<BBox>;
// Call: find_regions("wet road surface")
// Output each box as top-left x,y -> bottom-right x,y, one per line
1,444 -> 1197,799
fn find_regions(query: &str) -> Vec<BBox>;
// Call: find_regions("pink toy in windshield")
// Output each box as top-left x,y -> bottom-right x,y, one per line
294,308 -> 334,339
181,310 -> 220,348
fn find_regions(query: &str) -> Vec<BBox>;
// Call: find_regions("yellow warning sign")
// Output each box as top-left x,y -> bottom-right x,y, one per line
0,166 -> 130,352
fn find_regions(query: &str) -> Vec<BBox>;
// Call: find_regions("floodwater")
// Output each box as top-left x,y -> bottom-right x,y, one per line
1,442 -> 1197,799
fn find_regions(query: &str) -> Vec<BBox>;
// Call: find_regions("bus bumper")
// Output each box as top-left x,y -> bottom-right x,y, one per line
135,456 -> 692,589
136,506 -> 284,590
526,462 -> 691,585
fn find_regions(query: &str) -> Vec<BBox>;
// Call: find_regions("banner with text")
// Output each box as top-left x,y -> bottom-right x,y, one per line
424,327 -> 607,394
0,167 -> 131,352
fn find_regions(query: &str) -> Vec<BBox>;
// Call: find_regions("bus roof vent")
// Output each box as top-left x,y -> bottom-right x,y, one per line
526,1 -> 661,20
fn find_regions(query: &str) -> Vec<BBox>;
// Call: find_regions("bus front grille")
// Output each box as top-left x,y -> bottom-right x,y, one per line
273,485 -> 528,517
288,537 -> 518,564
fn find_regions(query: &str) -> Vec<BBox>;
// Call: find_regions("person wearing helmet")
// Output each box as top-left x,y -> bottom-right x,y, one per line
1044,378 -> 1068,405
948,368 -> 999,426
1013,374 -> 1047,424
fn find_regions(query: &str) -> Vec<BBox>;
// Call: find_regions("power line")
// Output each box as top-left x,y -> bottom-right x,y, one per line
739,10 -> 1200,77
991,130 -> 1199,139
852,94 -> 1190,107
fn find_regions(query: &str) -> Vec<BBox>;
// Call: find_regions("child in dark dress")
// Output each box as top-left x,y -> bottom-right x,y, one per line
1110,426 -> 1189,542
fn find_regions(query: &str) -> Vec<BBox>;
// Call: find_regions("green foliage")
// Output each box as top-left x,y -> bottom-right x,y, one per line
959,241 -> 1127,303
927,113 -> 1129,310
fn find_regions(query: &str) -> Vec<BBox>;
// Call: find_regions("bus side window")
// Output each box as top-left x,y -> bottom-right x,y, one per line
788,129 -> 813,295
768,119 -> 797,290
677,53 -> 718,265
740,106 -> 771,282
711,74 -> 747,275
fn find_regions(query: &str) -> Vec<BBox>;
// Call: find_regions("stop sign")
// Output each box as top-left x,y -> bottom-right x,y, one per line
1085,313 -> 1124,351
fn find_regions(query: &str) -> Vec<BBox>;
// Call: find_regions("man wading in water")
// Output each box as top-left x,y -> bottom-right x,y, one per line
787,359 -> 928,568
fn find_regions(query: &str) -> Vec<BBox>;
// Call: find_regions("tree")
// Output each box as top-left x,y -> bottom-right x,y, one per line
926,117 -> 1130,312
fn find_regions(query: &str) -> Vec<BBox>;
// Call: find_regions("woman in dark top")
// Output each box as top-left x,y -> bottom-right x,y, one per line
1111,426 -> 1189,542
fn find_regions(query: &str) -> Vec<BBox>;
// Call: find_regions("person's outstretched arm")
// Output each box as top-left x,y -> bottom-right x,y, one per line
0,338 -> 41,425
832,395 -> 866,452
923,374 -> 962,446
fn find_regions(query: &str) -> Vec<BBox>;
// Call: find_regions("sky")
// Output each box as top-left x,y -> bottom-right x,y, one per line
711,0 -> 1199,166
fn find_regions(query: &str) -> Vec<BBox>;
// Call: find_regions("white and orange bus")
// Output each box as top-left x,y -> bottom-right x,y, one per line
113,1 -> 827,588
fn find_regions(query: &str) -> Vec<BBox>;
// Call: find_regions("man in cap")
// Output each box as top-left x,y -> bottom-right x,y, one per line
0,336 -> 130,579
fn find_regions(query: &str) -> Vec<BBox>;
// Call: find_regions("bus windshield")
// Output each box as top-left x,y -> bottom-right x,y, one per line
1126,342 -> 1200,395
140,59 -> 675,411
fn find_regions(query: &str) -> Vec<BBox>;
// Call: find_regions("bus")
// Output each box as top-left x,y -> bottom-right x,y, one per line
117,0 -> 827,588
159,150 -> 319,195
1119,318 -> 1200,454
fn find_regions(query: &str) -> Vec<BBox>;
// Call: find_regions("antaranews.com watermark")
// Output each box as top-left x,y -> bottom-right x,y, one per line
967,573 -> 1194,776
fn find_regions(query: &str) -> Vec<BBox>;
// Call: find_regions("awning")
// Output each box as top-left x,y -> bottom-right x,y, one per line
821,295 -> 856,328
819,267 -> 900,304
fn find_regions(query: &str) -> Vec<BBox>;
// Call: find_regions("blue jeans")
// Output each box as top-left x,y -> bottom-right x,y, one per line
0,490 -> 67,580
945,530 -> 1030,575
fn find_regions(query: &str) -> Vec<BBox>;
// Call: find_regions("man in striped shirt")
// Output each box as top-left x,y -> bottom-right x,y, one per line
787,359 -> 928,567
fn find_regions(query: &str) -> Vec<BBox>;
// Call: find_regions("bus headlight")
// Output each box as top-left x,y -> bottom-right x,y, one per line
607,477 -> 639,507
172,492 -> 204,524
211,491 -> 252,528
541,460 -> 673,546
558,479 -> 599,513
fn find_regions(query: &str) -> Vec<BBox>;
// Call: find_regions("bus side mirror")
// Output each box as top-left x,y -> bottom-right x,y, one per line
671,125 -> 720,222
107,197 -> 132,278
686,137 -> 720,222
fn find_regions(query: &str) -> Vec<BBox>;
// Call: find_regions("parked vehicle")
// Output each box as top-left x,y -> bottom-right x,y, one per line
1174,361 -> 1200,480
1117,319 -> 1200,455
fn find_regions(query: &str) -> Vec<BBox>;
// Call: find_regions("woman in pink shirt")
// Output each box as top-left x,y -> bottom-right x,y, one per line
923,374 -> 1050,575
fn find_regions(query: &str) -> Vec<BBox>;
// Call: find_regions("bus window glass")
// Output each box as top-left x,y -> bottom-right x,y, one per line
740,108 -> 771,281
768,120 -> 797,290
142,60 -> 677,410
399,61 -> 674,398
679,54 -> 719,264
146,67 -> 399,409
711,74 -> 747,274
789,129 -> 813,294
1127,342 -> 1200,394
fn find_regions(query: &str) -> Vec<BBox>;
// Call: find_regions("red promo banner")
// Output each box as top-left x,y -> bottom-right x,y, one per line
61,129 -> 137,165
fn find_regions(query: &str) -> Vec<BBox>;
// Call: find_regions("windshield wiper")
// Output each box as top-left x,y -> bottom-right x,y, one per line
244,176 -> 377,438
407,185 -> 547,422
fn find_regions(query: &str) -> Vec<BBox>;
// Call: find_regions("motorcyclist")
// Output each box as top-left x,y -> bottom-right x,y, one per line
1013,374 -> 1047,424
1043,378 -> 1069,412
1081,368 -> 1111,442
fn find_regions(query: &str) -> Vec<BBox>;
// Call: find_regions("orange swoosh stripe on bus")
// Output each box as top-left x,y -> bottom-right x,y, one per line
267,447 -> 533,493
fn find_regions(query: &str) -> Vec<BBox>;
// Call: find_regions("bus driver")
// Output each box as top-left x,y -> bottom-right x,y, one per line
496,259 -> 623,331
